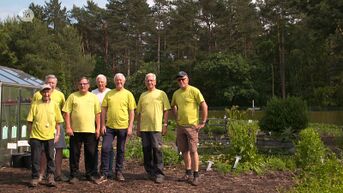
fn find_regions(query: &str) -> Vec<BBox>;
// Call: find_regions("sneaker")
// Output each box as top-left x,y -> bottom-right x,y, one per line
178,174 -> 192,182
147,173 -> 155,181
38,174 -> 44,183
87,176 -> 97,183
95,176 -> 107,184
29,179 -> 39,187
55,175 -> 69,182
69,177 -> 79,184
116,171 -> 125,182
191,176 -> 200,186
47,174 -> 56,187
155,174 -> 164,184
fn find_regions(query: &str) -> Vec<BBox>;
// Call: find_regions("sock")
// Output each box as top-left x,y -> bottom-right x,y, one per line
186,169 -> 192,176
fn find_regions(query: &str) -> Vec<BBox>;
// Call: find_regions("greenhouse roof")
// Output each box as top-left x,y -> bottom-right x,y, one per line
0,65 -> 43,88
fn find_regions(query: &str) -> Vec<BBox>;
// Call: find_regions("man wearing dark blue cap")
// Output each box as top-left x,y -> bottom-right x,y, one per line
171,71 -> 208,186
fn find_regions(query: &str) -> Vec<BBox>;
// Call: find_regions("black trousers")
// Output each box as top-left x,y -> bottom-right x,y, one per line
30,138 -> 55,179
141,132 -> 164,176
69,132 -> 97,178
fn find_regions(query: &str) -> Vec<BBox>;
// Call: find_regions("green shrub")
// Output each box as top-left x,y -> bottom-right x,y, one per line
294,128 -> 327,169
292,158 -> 343,193
228,120 -> 259,162
162,145 -> 181,166
259,97 -> 308,134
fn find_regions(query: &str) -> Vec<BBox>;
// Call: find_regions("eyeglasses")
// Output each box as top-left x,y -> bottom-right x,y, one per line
79,83 -> 89,86
177,78 -> 186,82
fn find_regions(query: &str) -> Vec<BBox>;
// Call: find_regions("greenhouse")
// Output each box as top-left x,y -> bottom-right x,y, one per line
0,65 -> 43,166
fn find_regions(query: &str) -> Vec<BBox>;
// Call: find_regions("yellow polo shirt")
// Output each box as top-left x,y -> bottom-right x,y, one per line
171,85 -> 205,126
137,89 -> 171,132
102,88 -> 136,129
27,100 -> 64,140
33,89 -> 65,110
62,92 -> 101,133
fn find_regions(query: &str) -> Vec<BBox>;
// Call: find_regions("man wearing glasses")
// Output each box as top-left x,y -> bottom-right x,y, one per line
171,71 -> 208,186
63,77 -> 101,184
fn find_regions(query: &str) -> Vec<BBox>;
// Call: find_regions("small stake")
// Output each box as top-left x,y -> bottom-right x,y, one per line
232,155 -> 242,169
206,161 -> 214,171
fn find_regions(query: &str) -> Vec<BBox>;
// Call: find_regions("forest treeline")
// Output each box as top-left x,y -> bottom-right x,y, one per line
0,0 -> 342,108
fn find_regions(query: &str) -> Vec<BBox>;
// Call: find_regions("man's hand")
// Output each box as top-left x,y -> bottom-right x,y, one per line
162,125 -> 168,136
66,127 -> 74,136
127,125 -> 133,137
54,135 -> 60,144
95,129 -> 100,139
100,126 -> 106,136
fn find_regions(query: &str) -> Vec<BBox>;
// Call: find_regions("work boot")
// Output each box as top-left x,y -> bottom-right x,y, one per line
178,174 -> 192,182
47,174 -> 56,187
29,179 -> 39,187
116,171 -> 125,181
191,176 -> 200,186
155,174 -> 164,184
95,176 -> 107,184
69,176 -> 79,184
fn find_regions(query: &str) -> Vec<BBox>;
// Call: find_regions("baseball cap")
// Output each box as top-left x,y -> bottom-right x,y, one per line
40,84 -> 51,91
176,71 -> 188,79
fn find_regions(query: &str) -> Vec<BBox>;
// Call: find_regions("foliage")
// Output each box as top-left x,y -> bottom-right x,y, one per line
292,157 -> 343,193
259,97 -> 308,134
125,134 -> 180,166
294,128 -> 327,169
125,136 -> 144,161
228,119 -> 259,162
193,53 -> 257,106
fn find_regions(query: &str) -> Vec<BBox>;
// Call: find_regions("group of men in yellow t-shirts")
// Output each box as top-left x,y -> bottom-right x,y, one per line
27,71 -> 207,188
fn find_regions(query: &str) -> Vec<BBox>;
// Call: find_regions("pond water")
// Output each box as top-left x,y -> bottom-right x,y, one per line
209,110 -> 343,126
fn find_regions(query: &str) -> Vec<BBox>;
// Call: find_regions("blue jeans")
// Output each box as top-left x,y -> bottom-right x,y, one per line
30,139 -> 55,179
100,127 -> 127,176
94,138 -> 114,175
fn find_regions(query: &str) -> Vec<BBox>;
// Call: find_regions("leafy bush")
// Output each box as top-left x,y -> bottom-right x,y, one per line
292,158 -> 343,192
259,97 -> 308,134
294,128 -> 327,169
228,120 -> 259,162
162,145 -> 181,166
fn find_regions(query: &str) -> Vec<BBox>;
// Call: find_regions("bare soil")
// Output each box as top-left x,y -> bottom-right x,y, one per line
0,158 -> 294,193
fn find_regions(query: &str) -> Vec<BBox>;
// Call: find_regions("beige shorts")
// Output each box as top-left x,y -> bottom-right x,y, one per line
176,125 -> 199,153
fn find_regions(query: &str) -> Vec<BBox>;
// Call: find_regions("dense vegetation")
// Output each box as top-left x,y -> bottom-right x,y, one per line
1,0 -> 342,107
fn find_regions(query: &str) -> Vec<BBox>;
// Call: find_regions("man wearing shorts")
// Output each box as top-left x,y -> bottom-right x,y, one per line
32,74 -> 67,181
171,71 -> 208,186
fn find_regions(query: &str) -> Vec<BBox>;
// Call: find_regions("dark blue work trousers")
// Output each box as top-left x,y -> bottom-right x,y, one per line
100,127 -> 127,176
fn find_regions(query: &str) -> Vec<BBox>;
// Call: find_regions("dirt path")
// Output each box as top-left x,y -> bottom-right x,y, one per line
0,159 -> 294,193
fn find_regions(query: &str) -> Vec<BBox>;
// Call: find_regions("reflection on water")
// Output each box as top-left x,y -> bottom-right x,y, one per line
209,110 -> 343,126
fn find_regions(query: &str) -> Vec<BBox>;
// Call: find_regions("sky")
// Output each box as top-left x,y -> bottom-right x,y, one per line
0,0 -> 154,21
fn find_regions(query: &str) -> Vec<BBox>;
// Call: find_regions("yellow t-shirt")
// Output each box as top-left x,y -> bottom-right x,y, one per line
171,85 -> 205,126
137,89 -> 171,132
33,89 -> 65,110
62,92 -> 101,133
27,100 -> 64,140
102,88 -> 136,129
